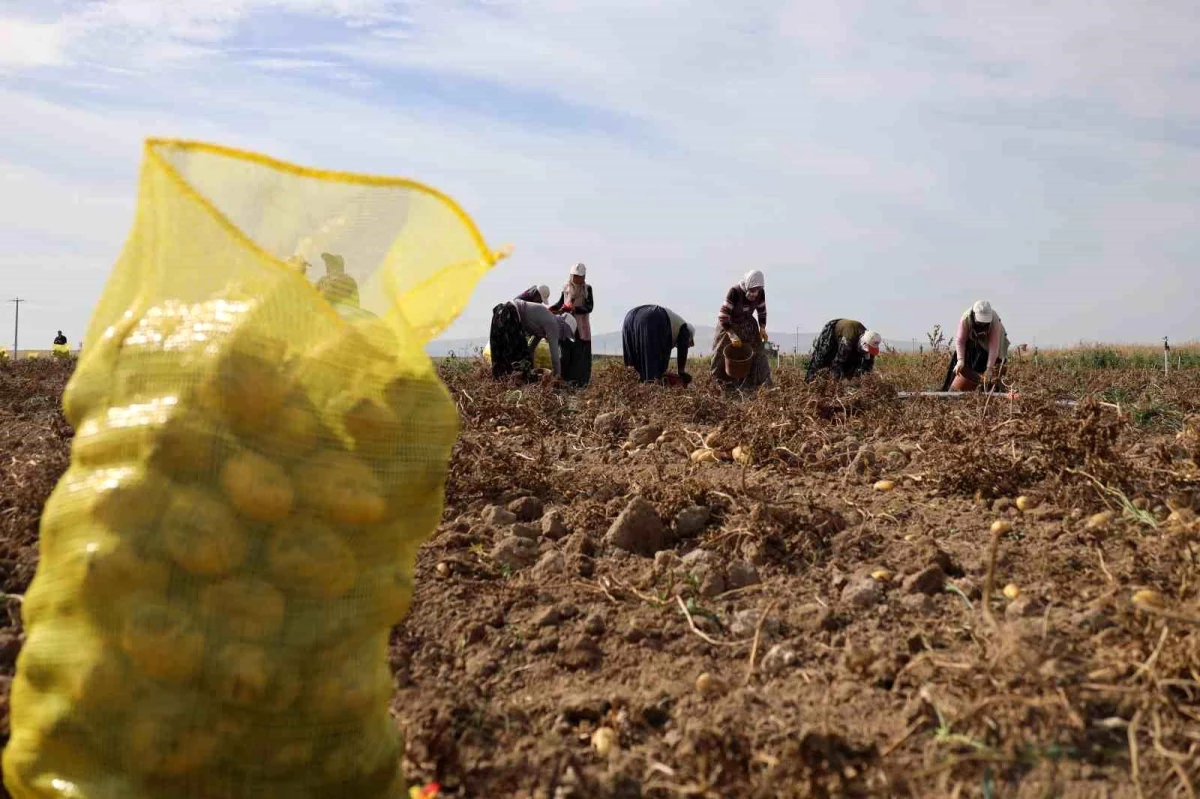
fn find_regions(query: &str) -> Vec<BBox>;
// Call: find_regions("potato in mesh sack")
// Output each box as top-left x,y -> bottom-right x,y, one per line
4,139 -> 503,799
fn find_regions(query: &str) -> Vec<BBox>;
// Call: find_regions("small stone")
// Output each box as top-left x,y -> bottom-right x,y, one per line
507,496 -> 544,522
729,609 -> 781,639
491,536 -> 539,571
557,636 -> 602,671
760,644 -> 797,675
903,565 -> 946,597
482,505 -> 518,526
541,510 -> 569,540
680,548 -> 712,567
511,523 -> 540,540
726,560 -> 761,589
531,550 -> 566,580
653,550 -> 681,574
584,613 -> 606,636
593,411 -> 621,434
1006,595 -> 1044,619
674,506 -> 711,537
841,576 -> 882,609
604,498 -> 668,556
629,424 -> 663,448
563,533 -> 596,557
696,565 -> 726,598
901,594 -> 935,614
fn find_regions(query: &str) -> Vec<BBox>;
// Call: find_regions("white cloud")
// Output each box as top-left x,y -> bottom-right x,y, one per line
0,17 -> 70,68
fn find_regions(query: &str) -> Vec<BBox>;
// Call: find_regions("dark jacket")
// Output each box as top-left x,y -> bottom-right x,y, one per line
806,319 -> 875,381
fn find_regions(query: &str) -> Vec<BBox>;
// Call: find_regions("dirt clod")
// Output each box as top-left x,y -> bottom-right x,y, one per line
604,497 -> 668,556
507,496 -> 544,522
902,564 -> 946,596
541,509 -> 569,540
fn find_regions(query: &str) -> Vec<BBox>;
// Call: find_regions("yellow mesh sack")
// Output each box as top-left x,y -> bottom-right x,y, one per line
4,139 -> 503,799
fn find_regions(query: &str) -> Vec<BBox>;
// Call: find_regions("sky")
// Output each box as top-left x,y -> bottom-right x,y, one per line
1,0 -> 1199,353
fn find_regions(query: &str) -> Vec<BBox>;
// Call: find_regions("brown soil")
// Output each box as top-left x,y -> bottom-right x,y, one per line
3,357 -> 1199,798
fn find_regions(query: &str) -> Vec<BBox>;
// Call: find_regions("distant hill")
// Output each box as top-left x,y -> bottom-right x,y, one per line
427,327 -> 923,357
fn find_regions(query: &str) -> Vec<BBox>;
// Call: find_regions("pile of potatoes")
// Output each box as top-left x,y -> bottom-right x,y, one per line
6,297 -> 455,798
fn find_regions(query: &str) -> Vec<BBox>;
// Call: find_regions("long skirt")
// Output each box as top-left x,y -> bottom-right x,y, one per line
562,339 -> 592,387
805,319 -> 841,381
711,316 -> 771,388
622,305 -> 673,381
490,303 -> 532,380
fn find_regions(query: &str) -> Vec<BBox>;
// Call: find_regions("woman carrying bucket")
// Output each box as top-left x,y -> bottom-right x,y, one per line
711,270 -> 772,389
941,300 -> 1010,391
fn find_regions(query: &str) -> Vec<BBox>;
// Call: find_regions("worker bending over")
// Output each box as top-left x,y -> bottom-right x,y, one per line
622,305 -> 696,384
805,320 -> 881,381
942,300 -> 1010,391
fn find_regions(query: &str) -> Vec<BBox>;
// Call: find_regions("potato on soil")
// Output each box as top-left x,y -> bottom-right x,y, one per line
121,602 -> 206,684
294,450 -> 387,525
220,450 -> 295,523
162,486 -> 248,577
200,578 -> 287,641
267,518 -> 358,599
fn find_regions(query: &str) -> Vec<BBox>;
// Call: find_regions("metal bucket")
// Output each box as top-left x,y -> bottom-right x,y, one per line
724,342 -> 754,380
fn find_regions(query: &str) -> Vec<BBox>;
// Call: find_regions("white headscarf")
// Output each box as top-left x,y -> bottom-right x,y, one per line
740,270 -> 765,291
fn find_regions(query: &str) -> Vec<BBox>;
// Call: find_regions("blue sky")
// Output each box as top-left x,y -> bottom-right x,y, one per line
2,0 -> 1199,352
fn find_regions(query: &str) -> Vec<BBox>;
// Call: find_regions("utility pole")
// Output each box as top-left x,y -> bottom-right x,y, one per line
9,298 -> 23,359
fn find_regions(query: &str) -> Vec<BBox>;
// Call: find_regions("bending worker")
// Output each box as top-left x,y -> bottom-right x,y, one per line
711,269 -> 772,388
516,284 -> 551,304
805,319 -> 881,381
622,305 -> 696,384
941,300 -> 1010,391
515,298 -> 576,380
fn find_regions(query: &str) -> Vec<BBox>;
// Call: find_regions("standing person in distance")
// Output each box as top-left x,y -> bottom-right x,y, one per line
804,320 -> 881,381
549,263 -> 594,387
622,305 -> 695,384
711,269 -> 772,389
53,331 -> 68,346
941,300 -> 1010,391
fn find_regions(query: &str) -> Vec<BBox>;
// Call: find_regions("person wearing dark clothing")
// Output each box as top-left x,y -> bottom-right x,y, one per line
516,284 -> 550,304
549,263 -> 594,387
53,331 -> 68,346
490,302 -> 534,380
622,305 -> 695,383
711,269 -> 772,388
805,320 -> 881,381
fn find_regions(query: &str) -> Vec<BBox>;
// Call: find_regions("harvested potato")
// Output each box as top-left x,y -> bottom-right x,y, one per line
293,451 -> 386,525
267,519 -> 358,599
200,578 -> 287,641
220,450 -> 295,523
121,602 -> 205,684
162,487 -> 248,577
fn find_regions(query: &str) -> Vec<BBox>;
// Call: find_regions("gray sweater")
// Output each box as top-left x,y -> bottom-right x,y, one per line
512,299 -> 569,376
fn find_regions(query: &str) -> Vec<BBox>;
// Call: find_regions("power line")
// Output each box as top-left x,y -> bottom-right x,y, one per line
9,298 -> 23,359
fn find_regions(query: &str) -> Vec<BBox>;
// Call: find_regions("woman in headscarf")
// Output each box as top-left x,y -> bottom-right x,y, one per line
516,284 -> 551,304
805,320 -> 882,381
941,300 -> 1010,391
622,305 -> 695,384
549,263 -> 594,387
712,270 -> 771,388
